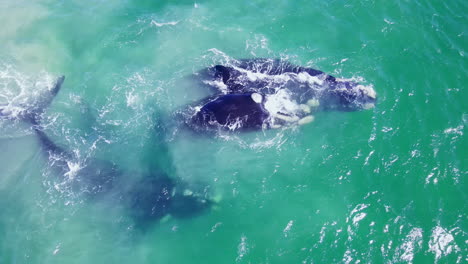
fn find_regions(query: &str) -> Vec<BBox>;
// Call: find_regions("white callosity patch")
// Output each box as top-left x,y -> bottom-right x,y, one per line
299,104 -> 311,113
295,72 -> 324,86
263,89 -> 314,128
250,93 -> 263,103
232,65 -> 326,88
232,65 -> 295,86
307,98 -> 320,108
264,90 -> 297,115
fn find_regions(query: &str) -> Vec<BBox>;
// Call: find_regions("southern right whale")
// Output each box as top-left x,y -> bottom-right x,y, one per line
200,58 -> 377,111
186,58 -> 377,132
1,76 -> 212,226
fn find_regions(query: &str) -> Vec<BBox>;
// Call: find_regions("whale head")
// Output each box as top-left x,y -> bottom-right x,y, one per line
320,81 -> 377,111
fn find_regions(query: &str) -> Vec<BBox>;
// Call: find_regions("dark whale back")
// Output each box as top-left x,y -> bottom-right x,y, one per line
191,93 -> 269,131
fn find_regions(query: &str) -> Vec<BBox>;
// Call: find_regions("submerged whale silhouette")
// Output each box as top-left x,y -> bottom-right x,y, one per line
186,58 -> 377,132
1,76 -> 211,226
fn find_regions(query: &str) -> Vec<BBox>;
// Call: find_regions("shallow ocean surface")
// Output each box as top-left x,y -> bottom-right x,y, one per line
0,0 -> 466,263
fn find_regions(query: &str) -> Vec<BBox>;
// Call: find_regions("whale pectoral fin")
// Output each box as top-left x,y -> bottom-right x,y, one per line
214,65 -> 231,83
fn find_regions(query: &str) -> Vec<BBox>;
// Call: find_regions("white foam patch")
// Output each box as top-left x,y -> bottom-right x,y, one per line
247,131 -> 288,150
52,244 -> 61,255
225,118 -> 244,131
207,48 -> 234,65
236,234 -> 249,262
357,84 -> 377,99
264,89 -> 299,114
264,89 -> 303,127
295,72 -> 324,85
348,203 -> 370,226
362,103 -> 376,110
245,34 -> 271,54
283,220 -> 294,237
395,228 -> 423,262
428,226 -> 460,261
150,20 -> 179,27
233,66 -> 295,85
125,89 -> 139,109
0,63 -> 55,118
203,80 -> 228,93
443,125 -> 463,136
352,212 -> 367,225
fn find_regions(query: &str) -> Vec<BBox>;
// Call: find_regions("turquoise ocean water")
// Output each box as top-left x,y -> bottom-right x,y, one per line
0,1 -> 466,263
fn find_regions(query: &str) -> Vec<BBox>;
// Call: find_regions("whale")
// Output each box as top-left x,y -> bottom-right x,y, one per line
1,76 -> 212,226
186,58 -> 377,132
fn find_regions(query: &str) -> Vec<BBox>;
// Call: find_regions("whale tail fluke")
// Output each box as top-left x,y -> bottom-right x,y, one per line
30,75 -> 65,124
0,75 -> 65,125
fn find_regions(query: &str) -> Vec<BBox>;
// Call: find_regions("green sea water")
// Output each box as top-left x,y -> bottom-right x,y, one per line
0,0 -> 466,263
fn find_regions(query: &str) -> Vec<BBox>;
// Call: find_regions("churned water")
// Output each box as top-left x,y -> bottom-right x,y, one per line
0,0 -> 466,263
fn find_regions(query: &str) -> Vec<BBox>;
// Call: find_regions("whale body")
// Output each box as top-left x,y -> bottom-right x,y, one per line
186,58 -> 377,132
1,77 -> 212,227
